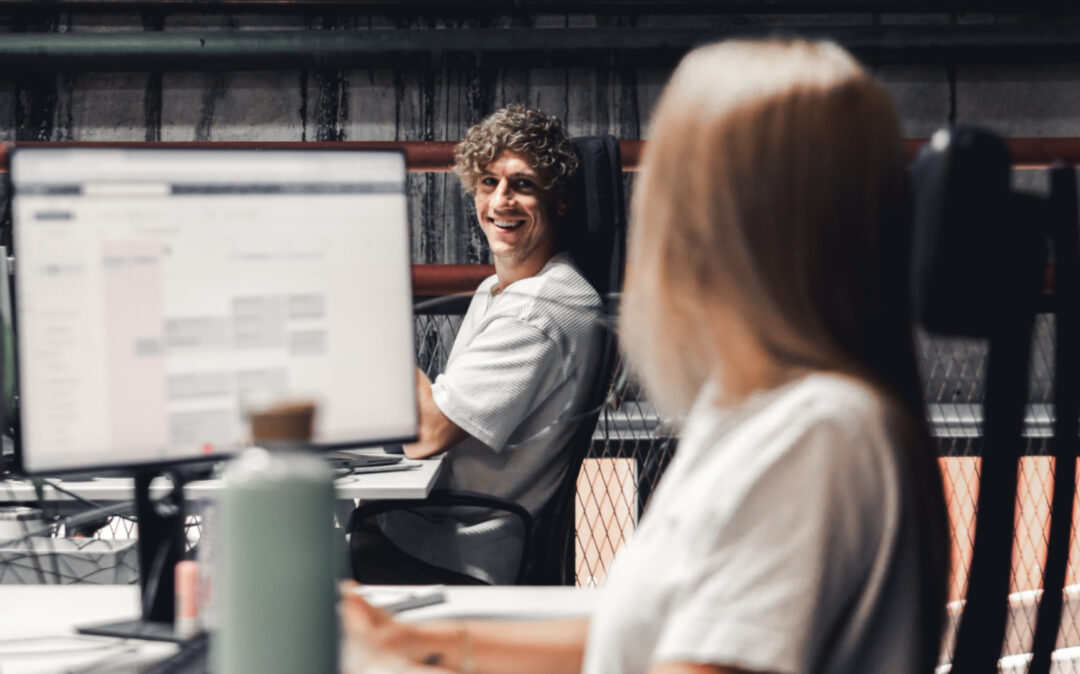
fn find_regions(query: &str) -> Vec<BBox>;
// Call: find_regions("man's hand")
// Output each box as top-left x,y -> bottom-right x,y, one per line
404,368 -> 471,459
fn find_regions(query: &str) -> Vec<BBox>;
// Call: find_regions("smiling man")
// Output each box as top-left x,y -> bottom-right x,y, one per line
352,105 -> 604,585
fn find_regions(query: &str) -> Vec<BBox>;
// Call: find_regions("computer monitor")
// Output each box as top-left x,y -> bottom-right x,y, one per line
12,146 -> 417,474
8,146 -> 419,638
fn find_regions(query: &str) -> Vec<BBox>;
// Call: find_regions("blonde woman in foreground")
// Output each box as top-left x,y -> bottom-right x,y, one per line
343,39 -> 949,674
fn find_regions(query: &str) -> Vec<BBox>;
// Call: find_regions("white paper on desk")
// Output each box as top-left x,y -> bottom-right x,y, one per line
0,635 -> 169,674
353,585 -> 446,613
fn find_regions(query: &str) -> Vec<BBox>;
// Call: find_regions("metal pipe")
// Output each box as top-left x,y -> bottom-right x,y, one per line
6,138 -> 1080,174
411,263 -> 1058,297
0,140 -> 460,173
412,264 -> 493,296
0,1 -> 1032,13
4,24 -> 1080,72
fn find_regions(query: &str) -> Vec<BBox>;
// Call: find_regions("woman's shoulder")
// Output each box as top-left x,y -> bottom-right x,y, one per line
681,373 -> 899,471
769,373 -> 899,456
783,372 -> 890,424
762,374 -> 908,495
695,373 -> 888,431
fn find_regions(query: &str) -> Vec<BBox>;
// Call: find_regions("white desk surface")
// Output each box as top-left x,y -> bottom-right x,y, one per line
0,455 -> 443,503
0,585 -> 176,673
399,585 -> 597,622
0,584 -> 599,674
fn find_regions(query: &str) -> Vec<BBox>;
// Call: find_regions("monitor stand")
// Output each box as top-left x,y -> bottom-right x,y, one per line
77,469 -> 190,643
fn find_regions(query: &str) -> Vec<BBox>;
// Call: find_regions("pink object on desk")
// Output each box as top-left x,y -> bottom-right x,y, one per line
175,560 -> 200,638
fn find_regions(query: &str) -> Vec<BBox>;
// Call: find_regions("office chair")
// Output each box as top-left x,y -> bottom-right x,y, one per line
518,135 -> 625,585
348,135 -> 626,586
910,127 -> 1078,674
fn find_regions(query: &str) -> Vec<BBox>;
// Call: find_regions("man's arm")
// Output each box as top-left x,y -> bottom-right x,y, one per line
403,368 -> 471,459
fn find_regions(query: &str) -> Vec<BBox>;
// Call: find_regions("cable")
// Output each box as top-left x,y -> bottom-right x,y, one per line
0,502 -> 136,547
0,477 -> 136,585
37,478 -> 137,523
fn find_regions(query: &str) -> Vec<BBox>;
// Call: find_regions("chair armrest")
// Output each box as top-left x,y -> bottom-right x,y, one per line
348,489 -> 534,584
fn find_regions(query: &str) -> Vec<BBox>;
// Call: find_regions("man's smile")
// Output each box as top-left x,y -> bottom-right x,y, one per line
490,217 -> 526,231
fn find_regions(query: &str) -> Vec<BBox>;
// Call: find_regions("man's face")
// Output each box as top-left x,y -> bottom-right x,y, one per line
474,150 -> 556,271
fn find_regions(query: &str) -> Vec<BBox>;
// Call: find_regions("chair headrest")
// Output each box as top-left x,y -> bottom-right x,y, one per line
909,126 -> 1045,337
561,136 -> 627,305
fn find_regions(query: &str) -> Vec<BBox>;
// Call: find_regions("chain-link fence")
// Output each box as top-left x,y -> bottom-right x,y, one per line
431,309 -> 1079,663
421,310 -> 1072,608
922,314 -> 1080,665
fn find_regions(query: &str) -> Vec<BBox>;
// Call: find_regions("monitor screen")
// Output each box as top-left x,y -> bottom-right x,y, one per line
11,147 -> 418,475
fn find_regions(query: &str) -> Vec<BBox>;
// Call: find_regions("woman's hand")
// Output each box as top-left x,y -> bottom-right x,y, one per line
340,580 -> 427,669
340,581 -> 589,674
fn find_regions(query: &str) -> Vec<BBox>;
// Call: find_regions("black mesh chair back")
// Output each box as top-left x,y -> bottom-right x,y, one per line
521,135 -> 626,585
910,126 -> 1078,674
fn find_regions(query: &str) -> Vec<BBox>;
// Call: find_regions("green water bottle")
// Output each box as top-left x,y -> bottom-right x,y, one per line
213,402 -> 340,674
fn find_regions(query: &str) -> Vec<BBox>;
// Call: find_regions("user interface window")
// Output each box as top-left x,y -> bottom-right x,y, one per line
13,148 -> 417,473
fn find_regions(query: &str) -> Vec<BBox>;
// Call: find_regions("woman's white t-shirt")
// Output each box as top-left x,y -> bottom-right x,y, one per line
583,373 -> 928,674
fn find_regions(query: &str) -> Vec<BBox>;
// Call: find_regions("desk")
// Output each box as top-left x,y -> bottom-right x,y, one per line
10,586 -> 1080,674
0,584 -> 598,674
0,455 -> 444,505
0,457 -> 443,585
0,586 -> 176,673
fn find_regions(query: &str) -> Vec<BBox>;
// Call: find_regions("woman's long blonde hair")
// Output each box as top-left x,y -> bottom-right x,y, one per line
622,39 -> 914,416
621,39 -> 947,671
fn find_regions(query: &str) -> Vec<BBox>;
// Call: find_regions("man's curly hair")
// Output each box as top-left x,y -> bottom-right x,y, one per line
453,105 -> 579,203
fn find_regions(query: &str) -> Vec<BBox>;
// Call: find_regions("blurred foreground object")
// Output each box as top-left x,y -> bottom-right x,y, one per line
249,400 -> 317,446
215,401 -> 340,673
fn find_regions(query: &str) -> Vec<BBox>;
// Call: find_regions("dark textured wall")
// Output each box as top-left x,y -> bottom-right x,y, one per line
1,6 -> 1076,263
0,12 -> 661,264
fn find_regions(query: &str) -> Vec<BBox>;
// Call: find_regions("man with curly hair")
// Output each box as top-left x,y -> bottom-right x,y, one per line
353,105 -> 604,585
